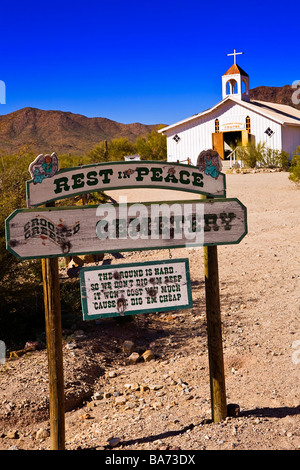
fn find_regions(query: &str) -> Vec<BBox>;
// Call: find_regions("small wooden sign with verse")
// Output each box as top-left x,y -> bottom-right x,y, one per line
79,259 -> 193,320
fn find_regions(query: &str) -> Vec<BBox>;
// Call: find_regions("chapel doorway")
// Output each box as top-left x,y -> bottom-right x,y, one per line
223,131 -> 242,159
212,129 -> 251,160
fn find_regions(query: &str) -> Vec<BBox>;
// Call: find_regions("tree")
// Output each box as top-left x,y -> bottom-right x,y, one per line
136,131 -> 167,161
86,138 -> 136,163
109,138 -> 137,160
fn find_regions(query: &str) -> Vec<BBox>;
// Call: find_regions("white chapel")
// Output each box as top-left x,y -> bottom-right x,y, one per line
159,50 -> 300,165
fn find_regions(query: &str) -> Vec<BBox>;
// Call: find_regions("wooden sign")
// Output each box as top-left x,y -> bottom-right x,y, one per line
5,152 -> 247,448
26,160 -> 226,207
220,122 -> 245,131
79,258 -> 193,320
5,198 -> 247,260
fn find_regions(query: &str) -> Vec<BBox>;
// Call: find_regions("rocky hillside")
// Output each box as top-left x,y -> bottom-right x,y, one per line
0,107 -> 164,156
250,84 -> 300,110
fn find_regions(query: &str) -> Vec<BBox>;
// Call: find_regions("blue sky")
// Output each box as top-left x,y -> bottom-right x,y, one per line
0,0 -> 299,125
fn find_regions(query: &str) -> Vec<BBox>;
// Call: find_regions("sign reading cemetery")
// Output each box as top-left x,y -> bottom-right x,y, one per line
6,198 -> 247,260
26,161 -> 226,207
79,258 -> 193,320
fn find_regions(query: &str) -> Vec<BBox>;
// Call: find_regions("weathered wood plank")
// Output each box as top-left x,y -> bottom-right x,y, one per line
6,198 -> 247,259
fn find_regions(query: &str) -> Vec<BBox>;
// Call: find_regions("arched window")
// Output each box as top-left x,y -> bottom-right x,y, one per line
246,116 -> 251,133
215,119 -> 220,133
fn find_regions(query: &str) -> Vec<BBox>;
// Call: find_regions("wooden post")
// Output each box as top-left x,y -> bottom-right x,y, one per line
42,204 -> 65,450
201,193 -> 227,423
204,244 -> 227,422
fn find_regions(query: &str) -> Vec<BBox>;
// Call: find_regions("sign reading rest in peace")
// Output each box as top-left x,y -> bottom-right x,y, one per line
5,198 -> 247,260
26,161 -> 226,207
79,258 -> 193,320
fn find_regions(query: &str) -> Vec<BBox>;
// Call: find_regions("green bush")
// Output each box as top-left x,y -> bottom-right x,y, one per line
86,138 -> 136,163
258,148 -> 289,170
235,142 -> 289,169
288,149 -> 300,185
136,130 -> 167,161
235,142 -> 266,168
85,132 -> 167,163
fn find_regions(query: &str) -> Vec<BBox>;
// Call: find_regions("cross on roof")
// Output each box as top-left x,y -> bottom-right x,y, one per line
227,49 -> 244,65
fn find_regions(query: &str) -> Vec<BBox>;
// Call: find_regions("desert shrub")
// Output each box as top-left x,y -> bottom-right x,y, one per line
288,149 -> 300,185
0,150 -> 85,348
0,150 -> 46,348
235,142 -> 266,168
58,154 -> 92,169
0,150 -> 36,281
258,148 -> 289,169
236,142 -> 289,169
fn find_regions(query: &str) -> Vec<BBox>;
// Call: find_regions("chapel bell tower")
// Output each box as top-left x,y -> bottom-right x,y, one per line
222,49 -> 250,101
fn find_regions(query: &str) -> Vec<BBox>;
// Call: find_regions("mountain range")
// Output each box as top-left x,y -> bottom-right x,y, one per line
249,84 -> 300,110
0,84 -> 298,156
0,107 -> 163,156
